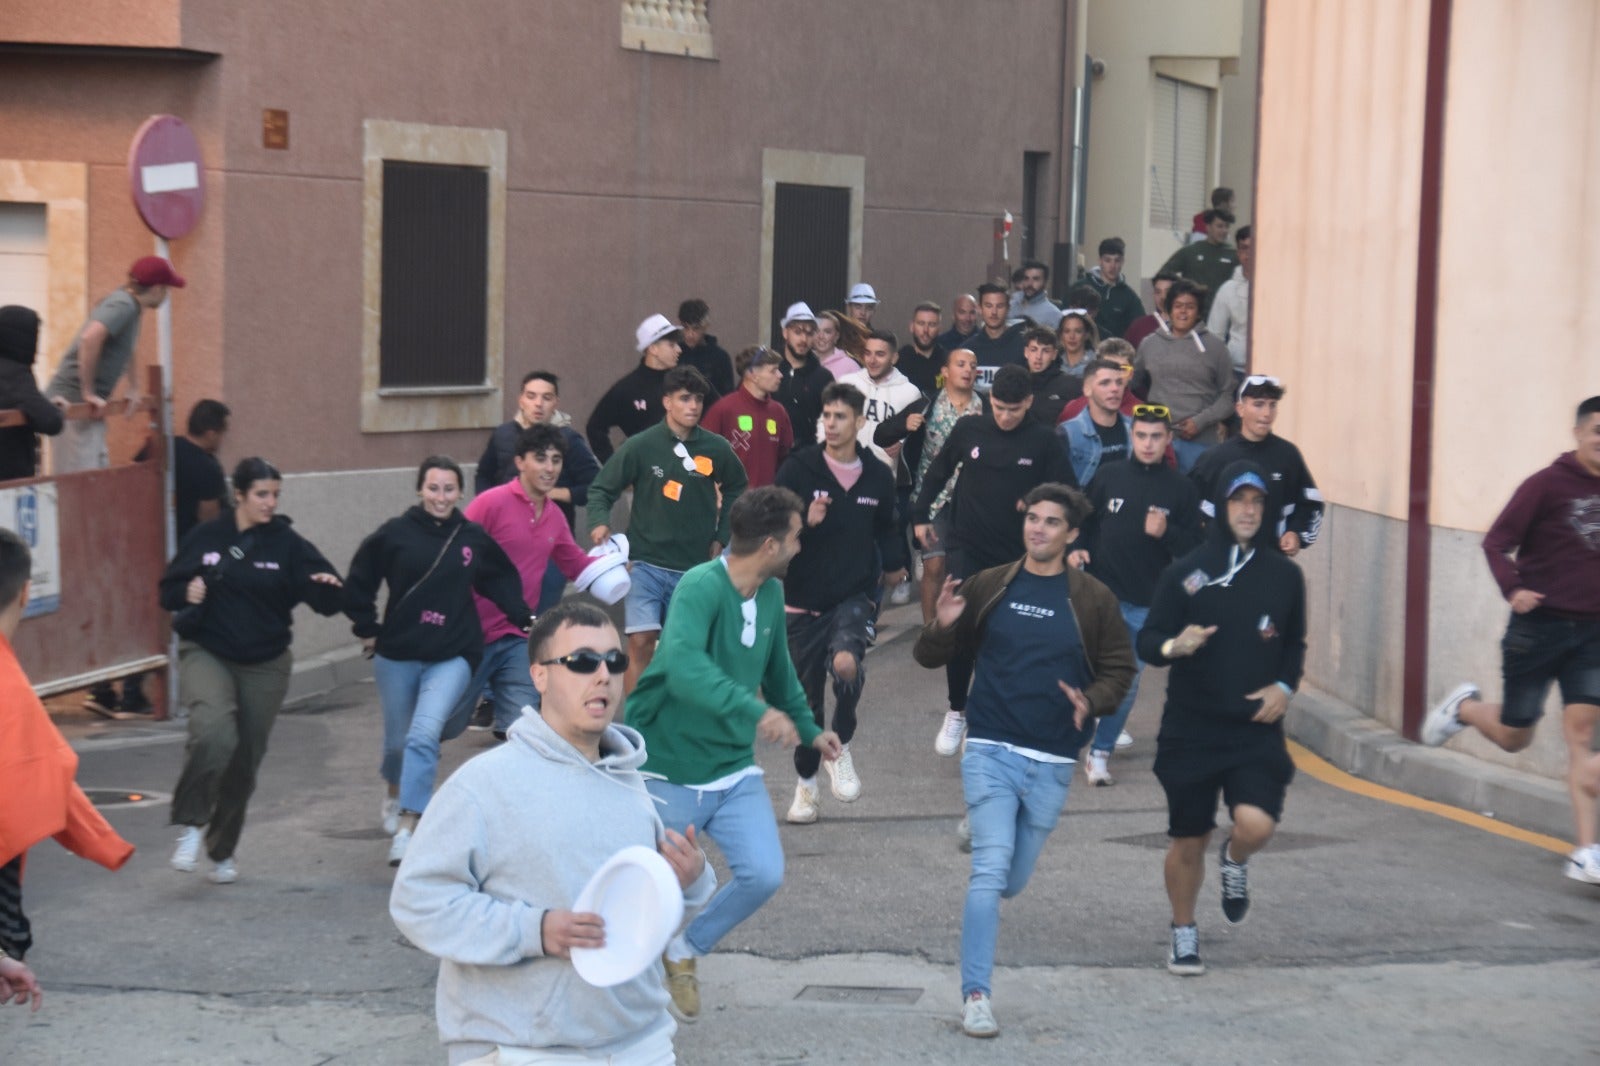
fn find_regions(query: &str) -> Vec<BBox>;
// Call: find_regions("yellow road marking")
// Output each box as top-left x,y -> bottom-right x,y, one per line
1286,740 -> 1570,856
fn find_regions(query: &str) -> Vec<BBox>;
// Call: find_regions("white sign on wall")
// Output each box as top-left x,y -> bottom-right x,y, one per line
0,483 -> 61,617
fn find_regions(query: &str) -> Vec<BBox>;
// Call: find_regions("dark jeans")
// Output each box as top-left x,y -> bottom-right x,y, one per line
169,643 -> 292,861
788,595 -> 874,778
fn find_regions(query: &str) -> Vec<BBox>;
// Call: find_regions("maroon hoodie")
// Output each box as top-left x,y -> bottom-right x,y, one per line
1482,452 -> 1600,619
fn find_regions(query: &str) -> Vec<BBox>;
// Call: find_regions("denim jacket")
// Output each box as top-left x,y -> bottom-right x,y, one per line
1058,406 -> 1133,488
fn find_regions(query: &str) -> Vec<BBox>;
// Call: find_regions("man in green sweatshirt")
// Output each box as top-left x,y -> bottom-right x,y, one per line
627,486 -> 843,1024
588,365 -> 748,692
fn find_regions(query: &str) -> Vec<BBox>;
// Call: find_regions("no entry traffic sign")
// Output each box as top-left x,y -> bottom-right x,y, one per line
128,114 -> 206,240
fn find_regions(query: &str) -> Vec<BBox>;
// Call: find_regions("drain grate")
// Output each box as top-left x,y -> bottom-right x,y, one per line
82,788 -> 169,809
1105,830 -> 1348,852
794,985 -> 923,1006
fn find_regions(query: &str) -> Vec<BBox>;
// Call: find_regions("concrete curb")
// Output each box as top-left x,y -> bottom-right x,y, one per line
284,643 -> 372,705
1287,686 -> 1570,842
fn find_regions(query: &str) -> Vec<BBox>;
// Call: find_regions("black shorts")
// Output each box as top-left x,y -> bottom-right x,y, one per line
786,593 -> 876,675
1499,612 -> 1600,728
1154,737 -> 1295,839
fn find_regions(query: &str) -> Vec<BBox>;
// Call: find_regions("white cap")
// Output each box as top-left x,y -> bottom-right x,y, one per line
570,846 -> 685,987
780,301 -> 817,327
635,313 -> 680,352
847,283 -> 879,306
575,534 -> 632,605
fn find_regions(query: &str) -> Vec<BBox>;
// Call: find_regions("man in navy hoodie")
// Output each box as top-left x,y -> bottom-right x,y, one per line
775,382 -> 906,824
1138,460 -> 1306,978
1423,396 -> 1600,885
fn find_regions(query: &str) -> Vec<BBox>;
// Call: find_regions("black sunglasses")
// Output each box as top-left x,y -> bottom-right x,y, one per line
537,649 -> 629,675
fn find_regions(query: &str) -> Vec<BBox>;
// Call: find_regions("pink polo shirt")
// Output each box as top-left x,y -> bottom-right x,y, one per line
466,479 -> 591,643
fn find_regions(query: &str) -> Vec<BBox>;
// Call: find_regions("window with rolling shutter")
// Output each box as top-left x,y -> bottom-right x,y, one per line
1149,76 -> 1211,235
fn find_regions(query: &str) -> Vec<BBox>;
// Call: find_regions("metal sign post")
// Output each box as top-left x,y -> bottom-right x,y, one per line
129,114 -> 205,720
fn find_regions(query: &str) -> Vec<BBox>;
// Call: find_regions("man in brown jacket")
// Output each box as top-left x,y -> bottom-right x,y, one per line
912,482 -> 1132,1040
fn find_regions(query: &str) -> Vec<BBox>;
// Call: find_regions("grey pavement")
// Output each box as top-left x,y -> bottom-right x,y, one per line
10,603 -> 1599,1064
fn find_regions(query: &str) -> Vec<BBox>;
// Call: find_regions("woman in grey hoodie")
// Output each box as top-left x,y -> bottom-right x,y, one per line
391,601 -> 715,1065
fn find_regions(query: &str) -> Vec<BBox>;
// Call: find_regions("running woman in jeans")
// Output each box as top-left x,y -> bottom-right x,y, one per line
344,456 -> 532,866
1423,396 -> 1600,884
1070,404 -> 1202,785
914,483 -> 1131,1038
160,458 -> 345,885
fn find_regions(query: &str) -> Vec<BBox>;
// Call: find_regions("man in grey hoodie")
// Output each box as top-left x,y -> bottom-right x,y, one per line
391,601 -> 716,1064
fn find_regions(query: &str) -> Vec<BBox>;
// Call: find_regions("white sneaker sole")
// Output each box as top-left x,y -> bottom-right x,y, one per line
1167,958 -> 1206,976
1564,858 -> 1600,885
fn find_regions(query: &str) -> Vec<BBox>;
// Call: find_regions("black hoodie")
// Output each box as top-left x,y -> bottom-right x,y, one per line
775,442 -> 906,612
585,362 -> 669,464
344,506 -> 531,668
160,513 -> 345,664
1137,460 -> 1306,744
0,306 -> 62,481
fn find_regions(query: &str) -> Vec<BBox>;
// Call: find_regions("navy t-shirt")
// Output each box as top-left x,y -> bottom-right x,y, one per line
967,569 -> 1094,758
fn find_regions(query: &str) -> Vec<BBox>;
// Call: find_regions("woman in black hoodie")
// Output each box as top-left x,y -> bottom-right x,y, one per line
0,306 -> 63,481
159,457 -> 345,885
344,456 -> 531,866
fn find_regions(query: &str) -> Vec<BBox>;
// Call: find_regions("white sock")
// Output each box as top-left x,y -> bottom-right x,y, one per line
664,932 -> 697,963
799,776 -> 818,790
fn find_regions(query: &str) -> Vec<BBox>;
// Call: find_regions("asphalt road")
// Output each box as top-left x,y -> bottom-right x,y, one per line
9,604 -> 1599,1064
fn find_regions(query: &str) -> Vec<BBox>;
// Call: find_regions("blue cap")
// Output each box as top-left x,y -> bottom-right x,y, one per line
1224,470 -> 1268,498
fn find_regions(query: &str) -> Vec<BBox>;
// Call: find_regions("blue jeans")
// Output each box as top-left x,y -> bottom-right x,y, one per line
1091,601 -> 1150,756
373,655 -> 473,815
625,561 -> 685,635
457,634 -> 539,733
960,743 -> 1073,998
1171,435 -> 1214,475
646,773 -> 784,956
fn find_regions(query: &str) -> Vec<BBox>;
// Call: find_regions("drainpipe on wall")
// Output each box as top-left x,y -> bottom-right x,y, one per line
1402,0 -> 1455,740
1053,0 -> 1083,294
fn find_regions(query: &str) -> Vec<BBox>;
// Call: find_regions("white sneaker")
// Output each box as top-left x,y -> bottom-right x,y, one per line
381,794 -> 400,836
1421,682 -> 1478,746
935,711 -> 966,757
171,826 -> 203,872
208,858 -> 237,885
1085,752 -> 1114,787
827,744 -> 862,802
1116,730 -> 1134,749
961,991 -> 999,1038
388,827 -> 412,867
889,580 -> 914,606
786,781 -> 820,824
1565,846 -> 1600,885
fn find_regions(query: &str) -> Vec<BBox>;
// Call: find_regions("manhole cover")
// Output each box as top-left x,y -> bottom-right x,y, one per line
794,985 -> 923,1006
1105,830 -> 1348,852
82,788 -> 170,809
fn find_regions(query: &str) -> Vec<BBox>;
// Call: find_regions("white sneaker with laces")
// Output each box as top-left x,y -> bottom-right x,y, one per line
381,795 -> 400,836
1565,846 -> 1600,885
786,781 -> 820,824
889,580 -> 914,606
388,827 -> 412,867
1085,752 -> 1114,787
1421,682 -> 1478,746
208,858 -> 237,885
1115,730 -> 1134,749
961,991 -> 999,1038
827,744 -> 862,802
171,826 -> 203,872
935,711 -> 966,757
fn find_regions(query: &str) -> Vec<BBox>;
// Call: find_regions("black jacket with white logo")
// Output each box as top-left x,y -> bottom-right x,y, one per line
775,443 -> 905,612
585,362 -> 669,464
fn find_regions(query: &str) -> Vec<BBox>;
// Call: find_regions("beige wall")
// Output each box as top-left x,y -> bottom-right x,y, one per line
1431,0 -> 1600,533
1082,0 -> 1249,287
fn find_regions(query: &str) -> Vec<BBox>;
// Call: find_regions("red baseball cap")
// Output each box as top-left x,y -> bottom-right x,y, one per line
129,256 -> 186,288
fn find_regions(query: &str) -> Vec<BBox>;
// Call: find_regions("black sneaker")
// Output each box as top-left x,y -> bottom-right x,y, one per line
466,698 -> 495,732
84,685 -> 120,718
1167,923 -> 1204,976
1219,835 -> 1250,925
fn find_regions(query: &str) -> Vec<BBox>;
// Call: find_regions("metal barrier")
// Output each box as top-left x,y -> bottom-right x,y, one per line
0,375 -> 171,713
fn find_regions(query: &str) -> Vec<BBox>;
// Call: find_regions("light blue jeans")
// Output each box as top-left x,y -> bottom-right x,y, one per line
960,743 -> 1073,998
646,773 -> 784,956
1091,601 -> 1150,756
458,634 -> 540,733
374,654 -> 473,815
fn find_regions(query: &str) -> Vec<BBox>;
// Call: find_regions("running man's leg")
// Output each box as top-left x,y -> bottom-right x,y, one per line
623,562 -> 682,693
960,744 -> 1024,999
788,611 -> 830,782
673,774 -> 785,956
1090,602 -> 1149,757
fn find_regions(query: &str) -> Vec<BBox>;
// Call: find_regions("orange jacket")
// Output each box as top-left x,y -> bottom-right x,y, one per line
0,633 -> 134,872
